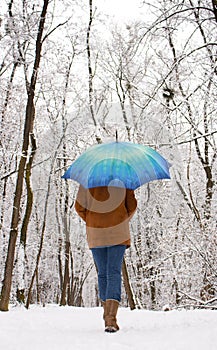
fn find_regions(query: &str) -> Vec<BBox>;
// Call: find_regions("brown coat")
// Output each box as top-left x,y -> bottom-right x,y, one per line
75,186 -> 137,248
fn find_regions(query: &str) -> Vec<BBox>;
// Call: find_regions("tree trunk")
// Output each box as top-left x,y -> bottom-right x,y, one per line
16,133 -> 37,304
212,0 -> 217,23
86,0 -> 102,143
60,227 -> 71,306
0,0 -> 49,312
122,258 -> 136,310
149,267 -> 156,309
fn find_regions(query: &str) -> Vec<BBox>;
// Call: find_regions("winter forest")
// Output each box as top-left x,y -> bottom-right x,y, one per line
0,0 -> 216,313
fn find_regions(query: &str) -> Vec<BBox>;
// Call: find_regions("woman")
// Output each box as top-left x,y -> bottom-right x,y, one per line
75,185 -> 137,332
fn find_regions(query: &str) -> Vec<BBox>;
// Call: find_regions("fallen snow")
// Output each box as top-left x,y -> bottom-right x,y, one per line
1,305 -> 217,350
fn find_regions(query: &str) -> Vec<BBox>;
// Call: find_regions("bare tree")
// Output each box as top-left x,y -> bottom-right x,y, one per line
0,0 -> 49,312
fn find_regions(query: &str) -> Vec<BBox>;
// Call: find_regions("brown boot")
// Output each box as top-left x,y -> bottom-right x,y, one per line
101,301 -> 106,320
104,299 -> 120,333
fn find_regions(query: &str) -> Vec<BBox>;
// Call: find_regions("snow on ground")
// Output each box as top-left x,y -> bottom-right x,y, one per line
1,305 -> 217,350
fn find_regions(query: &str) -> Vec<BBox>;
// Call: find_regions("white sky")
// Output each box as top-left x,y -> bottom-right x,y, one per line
0,0 -> 152,23
95,0 -> 147,20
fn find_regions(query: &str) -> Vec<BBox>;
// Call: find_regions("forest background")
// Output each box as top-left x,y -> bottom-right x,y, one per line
0,0 -> 216,312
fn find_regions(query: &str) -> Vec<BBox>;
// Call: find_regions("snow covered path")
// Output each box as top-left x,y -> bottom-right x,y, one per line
1,305 -> 217,350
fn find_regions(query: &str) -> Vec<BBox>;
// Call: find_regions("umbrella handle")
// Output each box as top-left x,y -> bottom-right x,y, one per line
116,130 -> 118,142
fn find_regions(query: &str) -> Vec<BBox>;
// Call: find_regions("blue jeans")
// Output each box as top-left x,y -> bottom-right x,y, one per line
91,245 -> 126,302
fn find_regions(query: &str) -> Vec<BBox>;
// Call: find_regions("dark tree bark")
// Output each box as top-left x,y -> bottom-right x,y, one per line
60,224 -> 70,306
86,0 -> 102,144
212,0 -> 217,23
122,258 -> 136,310
16,133 -> 37,304
58,59 -> 71,306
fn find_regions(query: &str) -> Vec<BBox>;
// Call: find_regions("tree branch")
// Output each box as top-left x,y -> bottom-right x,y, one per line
42,19 -> 71,42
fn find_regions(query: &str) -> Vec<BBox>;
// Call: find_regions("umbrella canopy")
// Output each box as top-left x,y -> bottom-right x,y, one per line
62,141 -> 171,190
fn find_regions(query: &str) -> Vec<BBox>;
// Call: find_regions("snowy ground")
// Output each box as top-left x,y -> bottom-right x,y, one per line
1,305 -> 217,350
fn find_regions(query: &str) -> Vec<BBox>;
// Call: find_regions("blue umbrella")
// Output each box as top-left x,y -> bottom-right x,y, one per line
62,142 -> 171,190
